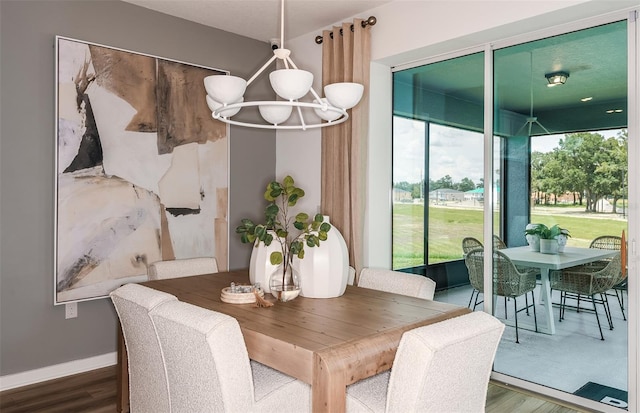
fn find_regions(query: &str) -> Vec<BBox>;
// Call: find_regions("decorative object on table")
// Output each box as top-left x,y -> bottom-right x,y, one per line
54,36 -> 229,304
294,215 -> 349,298
269,266 -> 301,302
236,176 -> 332,302
220,282 -> 266,305
524,223 -> 541,251
203,0 -> 365,130
525,224 -> 569,254
556,228 -> 571,253
248,230 -> 280,294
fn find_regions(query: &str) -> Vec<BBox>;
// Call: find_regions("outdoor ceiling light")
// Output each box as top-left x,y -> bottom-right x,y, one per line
545,71 -> 569,87
203,0 -> 364,130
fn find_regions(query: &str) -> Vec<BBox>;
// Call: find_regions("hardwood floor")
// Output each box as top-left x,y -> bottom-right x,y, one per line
0,366 -> 588,412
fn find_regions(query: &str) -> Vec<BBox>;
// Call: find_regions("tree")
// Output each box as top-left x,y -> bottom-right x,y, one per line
430,175 -> 454,191
530,151 -> 546,204
609,130 -> 628,213
394,181 -> 412,191
556,131 -> 626,212
530,130 -> 627,211
539,150 -> 565,204
456,177 -> 476,192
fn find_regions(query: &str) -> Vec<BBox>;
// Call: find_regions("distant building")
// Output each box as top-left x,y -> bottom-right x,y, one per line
465,187 -> 484,201
393,188 -> 413,202
429,188 -> 465,202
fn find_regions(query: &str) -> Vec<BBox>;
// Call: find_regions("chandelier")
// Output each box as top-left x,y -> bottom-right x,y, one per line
203,0 -> 364,130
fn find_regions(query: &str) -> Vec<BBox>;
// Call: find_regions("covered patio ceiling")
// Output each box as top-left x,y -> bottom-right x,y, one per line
394,20 -> 627,136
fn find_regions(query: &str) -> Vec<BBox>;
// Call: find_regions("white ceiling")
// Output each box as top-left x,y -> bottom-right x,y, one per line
122,0 -> 392,43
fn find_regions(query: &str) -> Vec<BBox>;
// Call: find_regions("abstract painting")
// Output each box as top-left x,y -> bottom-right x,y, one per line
55,36 -> 228,303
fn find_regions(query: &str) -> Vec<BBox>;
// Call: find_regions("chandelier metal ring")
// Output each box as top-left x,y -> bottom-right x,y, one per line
213,101 -> 349,130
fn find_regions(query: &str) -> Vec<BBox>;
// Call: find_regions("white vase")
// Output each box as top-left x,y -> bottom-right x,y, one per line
295,216 -> 349,298
249,231 -> 282,294
556,234 -> 568,253
525,223 -> 540,251
539,238 -> 559,254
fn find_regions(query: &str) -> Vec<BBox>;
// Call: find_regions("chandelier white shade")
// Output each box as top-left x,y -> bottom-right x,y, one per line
203,0 -> 364,130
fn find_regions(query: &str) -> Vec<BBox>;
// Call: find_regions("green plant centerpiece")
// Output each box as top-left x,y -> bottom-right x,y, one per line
524,224 -> 570,239
524,224 -> 570,254
236,176 -> 331,301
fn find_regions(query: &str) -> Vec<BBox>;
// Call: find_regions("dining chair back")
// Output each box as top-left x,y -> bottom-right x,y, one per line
110,284 -> 177,413
462,238 -> 484,309
465,249 -> 538,343
462,237 -> 483,255
550,253 -> 621,340
590,235 -> 622,251
347,311 -> 504,413
492,235 -> 507,249
358,268 -> 436,300
590,235 -> 627,320
348,266 -> 357,286
148,257 -> 219,280
149,300 -> 310,412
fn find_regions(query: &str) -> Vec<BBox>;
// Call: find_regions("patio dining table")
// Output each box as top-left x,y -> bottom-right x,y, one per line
500,246 -> 618,335
116,269 -> 470,413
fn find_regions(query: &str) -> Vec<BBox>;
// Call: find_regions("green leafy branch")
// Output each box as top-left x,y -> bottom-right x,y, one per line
235,176 -> 331,282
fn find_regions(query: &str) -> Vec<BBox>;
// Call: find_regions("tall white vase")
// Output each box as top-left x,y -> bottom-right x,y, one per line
295,216 -> 349,298
249,231 -> 282,294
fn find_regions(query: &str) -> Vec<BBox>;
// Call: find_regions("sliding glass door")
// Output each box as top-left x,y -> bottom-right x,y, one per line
392,15 -> 634,411
491,20 -> 629,410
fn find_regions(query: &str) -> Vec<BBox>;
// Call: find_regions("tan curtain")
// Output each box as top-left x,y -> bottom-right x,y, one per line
320,20 -> 371,284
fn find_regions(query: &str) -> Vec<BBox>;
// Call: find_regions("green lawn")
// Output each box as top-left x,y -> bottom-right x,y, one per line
392,203 -> 627,269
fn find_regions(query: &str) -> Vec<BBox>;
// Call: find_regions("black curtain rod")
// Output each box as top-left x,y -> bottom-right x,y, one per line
314,16 -> 377,44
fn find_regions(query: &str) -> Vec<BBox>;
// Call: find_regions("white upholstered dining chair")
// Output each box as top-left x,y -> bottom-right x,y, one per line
346,311 -> 505,413
348,266 -> 357,286
147,257 -> 219,280
149,299 -> 311,413
110,283 -> 177,413
358,268 -> 436,300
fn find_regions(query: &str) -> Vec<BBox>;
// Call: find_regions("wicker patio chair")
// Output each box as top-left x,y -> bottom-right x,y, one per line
492,235 -> 507,249
590,235 -> 626,320
494,234 -> 541,281
465,249 -> 538,343
462,237 -> 484,308
550,253 -> 621,340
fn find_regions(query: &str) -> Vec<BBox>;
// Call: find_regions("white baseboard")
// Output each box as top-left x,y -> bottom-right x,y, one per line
0,352 -> 117,391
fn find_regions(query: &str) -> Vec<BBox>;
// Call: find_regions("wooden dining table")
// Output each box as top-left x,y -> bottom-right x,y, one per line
116,269 -> 470,413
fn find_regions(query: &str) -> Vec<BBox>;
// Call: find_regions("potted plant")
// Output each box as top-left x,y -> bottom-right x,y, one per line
524,224 -> 569,254
236,176 -> 331,301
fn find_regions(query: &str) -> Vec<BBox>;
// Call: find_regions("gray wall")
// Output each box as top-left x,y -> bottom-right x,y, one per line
0,0 -> 276,375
